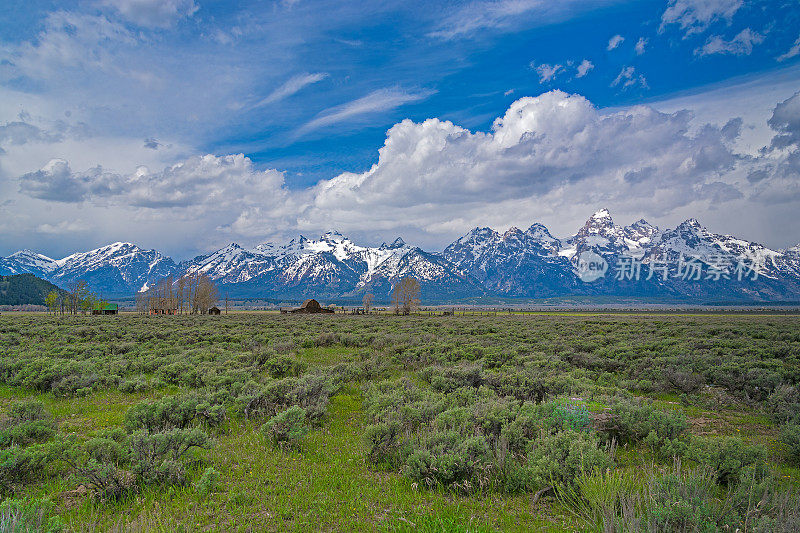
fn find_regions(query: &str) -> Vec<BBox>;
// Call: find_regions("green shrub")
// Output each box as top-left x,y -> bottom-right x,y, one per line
0,439 -> 69,496
128,427 -> 209,485
0,496 -> 64,533
0,400 -> 57,448
262,354 -> 306,378
196,467 -> 221,496
611,398 -> 689,443
687,436 -> 767,485
645,464 -> 721,532
523,429 -> 614,490
769,385 -> 800,424
364,422 -> 406,468
262,406 -> 308,447
403,434 -> 492,492
780,423 -> 800,465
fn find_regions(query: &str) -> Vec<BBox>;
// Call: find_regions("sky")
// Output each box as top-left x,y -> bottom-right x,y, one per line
1,0 -> 800,260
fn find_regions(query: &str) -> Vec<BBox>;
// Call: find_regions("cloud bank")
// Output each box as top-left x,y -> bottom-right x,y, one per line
12,89 -> 799,254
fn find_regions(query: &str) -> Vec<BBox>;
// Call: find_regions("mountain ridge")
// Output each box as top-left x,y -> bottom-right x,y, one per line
2,210 -> 800,302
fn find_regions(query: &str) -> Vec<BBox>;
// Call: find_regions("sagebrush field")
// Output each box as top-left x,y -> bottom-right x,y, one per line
2,313 -> 800,532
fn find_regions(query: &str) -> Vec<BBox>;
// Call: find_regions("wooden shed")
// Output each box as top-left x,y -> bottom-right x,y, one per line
208,306 -> 221,315
92,303 -> 118,315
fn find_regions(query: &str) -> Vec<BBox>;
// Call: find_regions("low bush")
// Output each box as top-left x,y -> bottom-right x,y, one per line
0,496 -> 64,533
263,406 -> 308,448
196,466 -> 221,496
0,400 -> 57,448
780,422 -> 800,465
686,436 -> 767,485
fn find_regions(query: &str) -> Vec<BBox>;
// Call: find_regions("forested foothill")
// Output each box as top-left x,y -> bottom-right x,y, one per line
1,313 -> 799,531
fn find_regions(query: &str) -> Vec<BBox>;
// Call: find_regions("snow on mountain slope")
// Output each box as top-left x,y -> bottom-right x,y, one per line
2,212 -> 799,301
644,219 -> 784,278
51,242 -> 178,294
0,242 -> 177,295
0,250 -> 58,277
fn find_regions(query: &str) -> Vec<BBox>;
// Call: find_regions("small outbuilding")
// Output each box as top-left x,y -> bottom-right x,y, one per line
92,303 -> 118,315
208,306 -> 221,315
282,299 -> 335,314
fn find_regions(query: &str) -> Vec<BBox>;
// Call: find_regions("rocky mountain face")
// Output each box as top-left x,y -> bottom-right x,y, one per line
2,211 -> 800,302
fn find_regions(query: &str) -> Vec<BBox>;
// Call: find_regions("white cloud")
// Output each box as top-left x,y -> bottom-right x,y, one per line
607,34 -> 624,50
253,73 -> 329,108
7,87 -> 800,255
102,0 -> 198,28
575,59 -> 594,78
18,154 -> 291,210
295,88 -> 434,137
37,220 -> 90,235
696,28 -> 765,56
531,62 -> 564,83
767,91 -> 800,151
611,66 -> 648,89
429,0 -> 622,40
660,0 -> 743,36
6,11 -> 135,79
429,0 -> 555,40
301,91 -> 743,237
635,37 -> 648,55
778,35 -> 800,62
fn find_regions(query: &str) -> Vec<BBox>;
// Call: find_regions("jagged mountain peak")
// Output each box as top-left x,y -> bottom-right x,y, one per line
320,230 -> 348,242
591,208 -> 612,220
3,210 -> 800,301
678,218 -> 703,230
9,249 -> 54,260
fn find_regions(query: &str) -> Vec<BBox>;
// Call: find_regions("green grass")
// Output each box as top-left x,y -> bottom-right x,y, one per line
2,313 -> 799,531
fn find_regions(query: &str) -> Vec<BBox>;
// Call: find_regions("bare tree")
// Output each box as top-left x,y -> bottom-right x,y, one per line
391,277 -> 420,315
362,292 -> 374,314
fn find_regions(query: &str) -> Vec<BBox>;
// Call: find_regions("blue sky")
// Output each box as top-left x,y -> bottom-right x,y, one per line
1,0 -> 800,258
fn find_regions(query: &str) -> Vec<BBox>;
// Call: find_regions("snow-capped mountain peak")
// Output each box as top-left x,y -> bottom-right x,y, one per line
3,209 -> 800,301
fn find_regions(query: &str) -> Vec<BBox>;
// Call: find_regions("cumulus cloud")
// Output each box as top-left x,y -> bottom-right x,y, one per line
18,154 -> 292,212
0,122 -> 62,150
611,67 -> 648,89
660,0 -> 743,36
295,88 -> 434,137
607,34 -> 624,50
18,159 -> 96,203
778,35 -> 800,62
531,63 -> 564,83
102,0 -> 198,28
767,91 -> 800,151
253,73 -> 329,108
635,37 -> 648,55
696,28 -> 765,56
575,59 -> 594,78
14,90 -> 800,251
301,91 -> 742,234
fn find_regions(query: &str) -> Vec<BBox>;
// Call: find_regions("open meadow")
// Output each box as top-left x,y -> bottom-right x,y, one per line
2,312 -> 800,532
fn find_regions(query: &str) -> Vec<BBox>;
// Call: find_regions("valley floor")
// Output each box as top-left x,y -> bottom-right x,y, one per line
1,313 -> 799,531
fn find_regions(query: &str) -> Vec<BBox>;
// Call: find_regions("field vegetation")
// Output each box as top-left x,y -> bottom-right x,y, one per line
1,312 -> 799,531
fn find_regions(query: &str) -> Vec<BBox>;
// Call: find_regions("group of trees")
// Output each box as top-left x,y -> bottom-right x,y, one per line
391,277 -> 421,315
135,273 -> 219,315
359,277 -> 421,315
44,280 -> 107,315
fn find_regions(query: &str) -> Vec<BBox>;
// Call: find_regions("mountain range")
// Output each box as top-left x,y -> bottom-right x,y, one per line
2,209 -> 799,302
